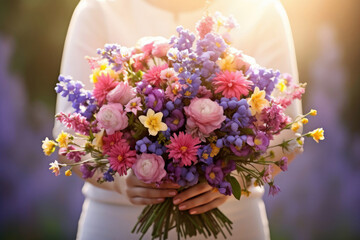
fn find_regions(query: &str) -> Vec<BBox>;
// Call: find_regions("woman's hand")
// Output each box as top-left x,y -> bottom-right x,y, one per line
123,171 -> 180,205
172,182 -> 230,215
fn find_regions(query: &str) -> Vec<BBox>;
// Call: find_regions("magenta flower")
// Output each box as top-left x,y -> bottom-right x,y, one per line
125,97 -> 143,115
56,112 -> 96,135
102,131 -> 128,154
59,146 -> 85,162
93,73 -> 117,105
165,109 -> 185,131
107,143 -> 136,176
165,82 -> 182,101
106,81 -> 136,105
143,64 -> 168,87
213,70 -> 253,100
247,132 -> 270,152
132,153 -> 167,184
167,132 -> 201,166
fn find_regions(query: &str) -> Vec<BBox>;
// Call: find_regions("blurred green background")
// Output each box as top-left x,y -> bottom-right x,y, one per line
0,0 -> 359,239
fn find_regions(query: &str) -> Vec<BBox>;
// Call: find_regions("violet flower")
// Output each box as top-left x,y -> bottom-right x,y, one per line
165,109 -> 185,131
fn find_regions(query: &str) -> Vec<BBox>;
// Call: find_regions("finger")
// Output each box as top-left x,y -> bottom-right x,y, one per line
188,196 -> 229,215
157,182 -> 181,189
178,190 -> 220,211
127,187 -> 177,198
129,197 -> 165,205
128,174 -> 179,189
173,182 -> 212,205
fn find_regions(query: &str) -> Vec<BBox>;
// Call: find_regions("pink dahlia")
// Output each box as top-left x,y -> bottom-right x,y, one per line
107,142 -> 136,176
143,64 -> 168,87
102,131 -> 128,154
213,70 -> 253,100
93,73 -> 118,105
167,132 -> 201,167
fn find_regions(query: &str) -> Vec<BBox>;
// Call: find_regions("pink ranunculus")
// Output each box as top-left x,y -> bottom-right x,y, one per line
234,53 -> 256,73
184,98 -> 226,135
152,40 -> 170,58
132,153 -> 167,184
97,103 -> 128,135
106,81 -> 136,105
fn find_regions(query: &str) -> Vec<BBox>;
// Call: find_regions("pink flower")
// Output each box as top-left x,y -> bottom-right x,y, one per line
184,98 -> 226,135
132,153 -> 167,184
167,132 -> 201,167
97,103 -> 128,135
125,97 -> 143,115
131,53 -> 147,72
196,86 -> 212,98
234,53 -> 255,73
106,81 -> 136,105
196,15 -> 214,39
93,73 -> 118,105
165,82 -> 182,101
55,112 -> 96,135
152,39 -> 170,58
102,131 -> 128,154
262,165 -> 273,183
143,64 -> 168,87
213,70 -> 253,100
160,68 -> 178,82
107,143 -> 136,176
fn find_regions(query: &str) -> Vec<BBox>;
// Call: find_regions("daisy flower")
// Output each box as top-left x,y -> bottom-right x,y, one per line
107,143 -> 136,176
143,64 -> 168,87
125,97 -> 143,115
167,132 -> 201,166
213,70 -> 252,100
93,73 -> 118,105
102,131 -> 128,154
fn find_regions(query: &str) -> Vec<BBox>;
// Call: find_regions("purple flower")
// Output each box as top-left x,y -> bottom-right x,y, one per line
97,43 -> 123,71
103,168 -> 115,182
197,145 -> 213,165
205,164 -> 224,186
165,109 -> 185,131
269,183 -> 281,196
260,104 -> 290,133
216,159 -> 236,175
218,181 -> 232,196
166,163 -> 199,187
246,66 -> 280,100
262,165 -> 273,184
247,131 -> 270,152
170,26 -> 196,51
277,156 -> 288,171
80,163 -> 96,179
145,88 -> 165,112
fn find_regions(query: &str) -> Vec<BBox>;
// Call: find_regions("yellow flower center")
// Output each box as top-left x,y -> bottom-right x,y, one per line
117,155 -> 123,162
131,102 -> 137,107
172,87 -> 179,95
254,138 -> 262,146
172,118 -> 179,125
185,91 -> 191,96
180,146 -> 188,152
216,42 -> 221,48
202,153 -> 209,160
186,78 -> 192,84
209,172 -> 216,179
178,67 -> 184,73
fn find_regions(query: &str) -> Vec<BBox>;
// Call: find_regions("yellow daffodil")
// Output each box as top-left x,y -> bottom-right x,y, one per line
56,131 -> 70,148
310,128 -> 325,143
65,169 -> 72,177
217,54 -> 237,72
310,109 -> 317,116
42,137 -> 57,156
301,118 -> 309,124
49,160 -> 61,176
247,87 -> 269,116
139,109 -> 168,136
93,129 -> 105,148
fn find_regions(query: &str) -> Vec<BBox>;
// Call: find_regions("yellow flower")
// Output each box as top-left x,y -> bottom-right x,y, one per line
310,128 -> 325,143
56,131 -> 70,148
247,87 -> 269,116
65,169 -> 72,177
310,109 -> 317,116
93,129 -> 105,149
217,54 -> 237,72
301,118 -> 309,124
139,109 -> 168,136
90,64 -> 118,84
291,122 -> 302,132
49,160 -> 61,176
276,79 -> 287,92
42,137 -> 57,156
210,143 -> 220,157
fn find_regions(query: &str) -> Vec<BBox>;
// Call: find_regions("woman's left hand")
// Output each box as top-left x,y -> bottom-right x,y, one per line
172,182 -> 231,215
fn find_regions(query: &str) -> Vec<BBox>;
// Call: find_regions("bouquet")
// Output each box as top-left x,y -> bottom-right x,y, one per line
42,13 -> 324,239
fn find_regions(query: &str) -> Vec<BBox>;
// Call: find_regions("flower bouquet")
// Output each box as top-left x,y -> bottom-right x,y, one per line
43,13 -> 324,239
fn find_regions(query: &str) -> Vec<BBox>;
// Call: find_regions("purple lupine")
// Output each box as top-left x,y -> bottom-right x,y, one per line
97,43 -> 123,71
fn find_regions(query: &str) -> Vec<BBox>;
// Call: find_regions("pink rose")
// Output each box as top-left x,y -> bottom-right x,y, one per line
97,103 -> 128,135
132,153 -> 167,184
234,53 -> 256,73
152,40 -> 170,58
184,98 -> 226,135
106,81 -> 136,105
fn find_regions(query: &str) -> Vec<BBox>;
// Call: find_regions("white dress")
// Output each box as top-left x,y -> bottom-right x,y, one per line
54,0 -> 300,239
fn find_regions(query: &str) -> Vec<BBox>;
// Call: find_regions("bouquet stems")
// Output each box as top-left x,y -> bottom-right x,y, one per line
132,198 -> 233,240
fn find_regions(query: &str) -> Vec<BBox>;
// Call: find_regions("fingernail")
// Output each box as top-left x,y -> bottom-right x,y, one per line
173,198 -> 180,205
169,191 -> 177,196
190,210 -> 197,215
179,204 -> 186,210
157,198 -> 164,202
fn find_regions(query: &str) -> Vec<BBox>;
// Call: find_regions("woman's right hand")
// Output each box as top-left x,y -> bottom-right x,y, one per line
121,171 -> 180,205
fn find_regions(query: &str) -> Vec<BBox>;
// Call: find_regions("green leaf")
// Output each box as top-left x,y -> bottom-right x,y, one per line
228,176 -> 241,200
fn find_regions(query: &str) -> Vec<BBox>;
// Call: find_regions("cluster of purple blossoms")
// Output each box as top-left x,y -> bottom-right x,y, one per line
178,71 -> 202,98
97,44 -> 123,71
103,168 -> 115,182
204,159 -> 235,196
170,26 -> 196,51
135,137 -> 167,155
195,33 -> 227,80
260,104 -> 290,133
246,66 -> 280,100
55,75 -> 97,120
137,82 -> 165,112
167,163 -> 199,187
197,145 -> 214,165
220,97 -> 253,130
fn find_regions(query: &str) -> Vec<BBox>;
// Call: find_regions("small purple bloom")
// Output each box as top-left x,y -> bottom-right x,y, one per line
262,165 -> 273,184
277,156 -> 288,171
216,159 -> 236,175
205,164 -> 224,186
80,163 -> 96,179
218,181 -> 232,196
103,168 -> 115,182
269,183 -> 281,196
165,109 -> 185,131
247,131 -> 270,152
